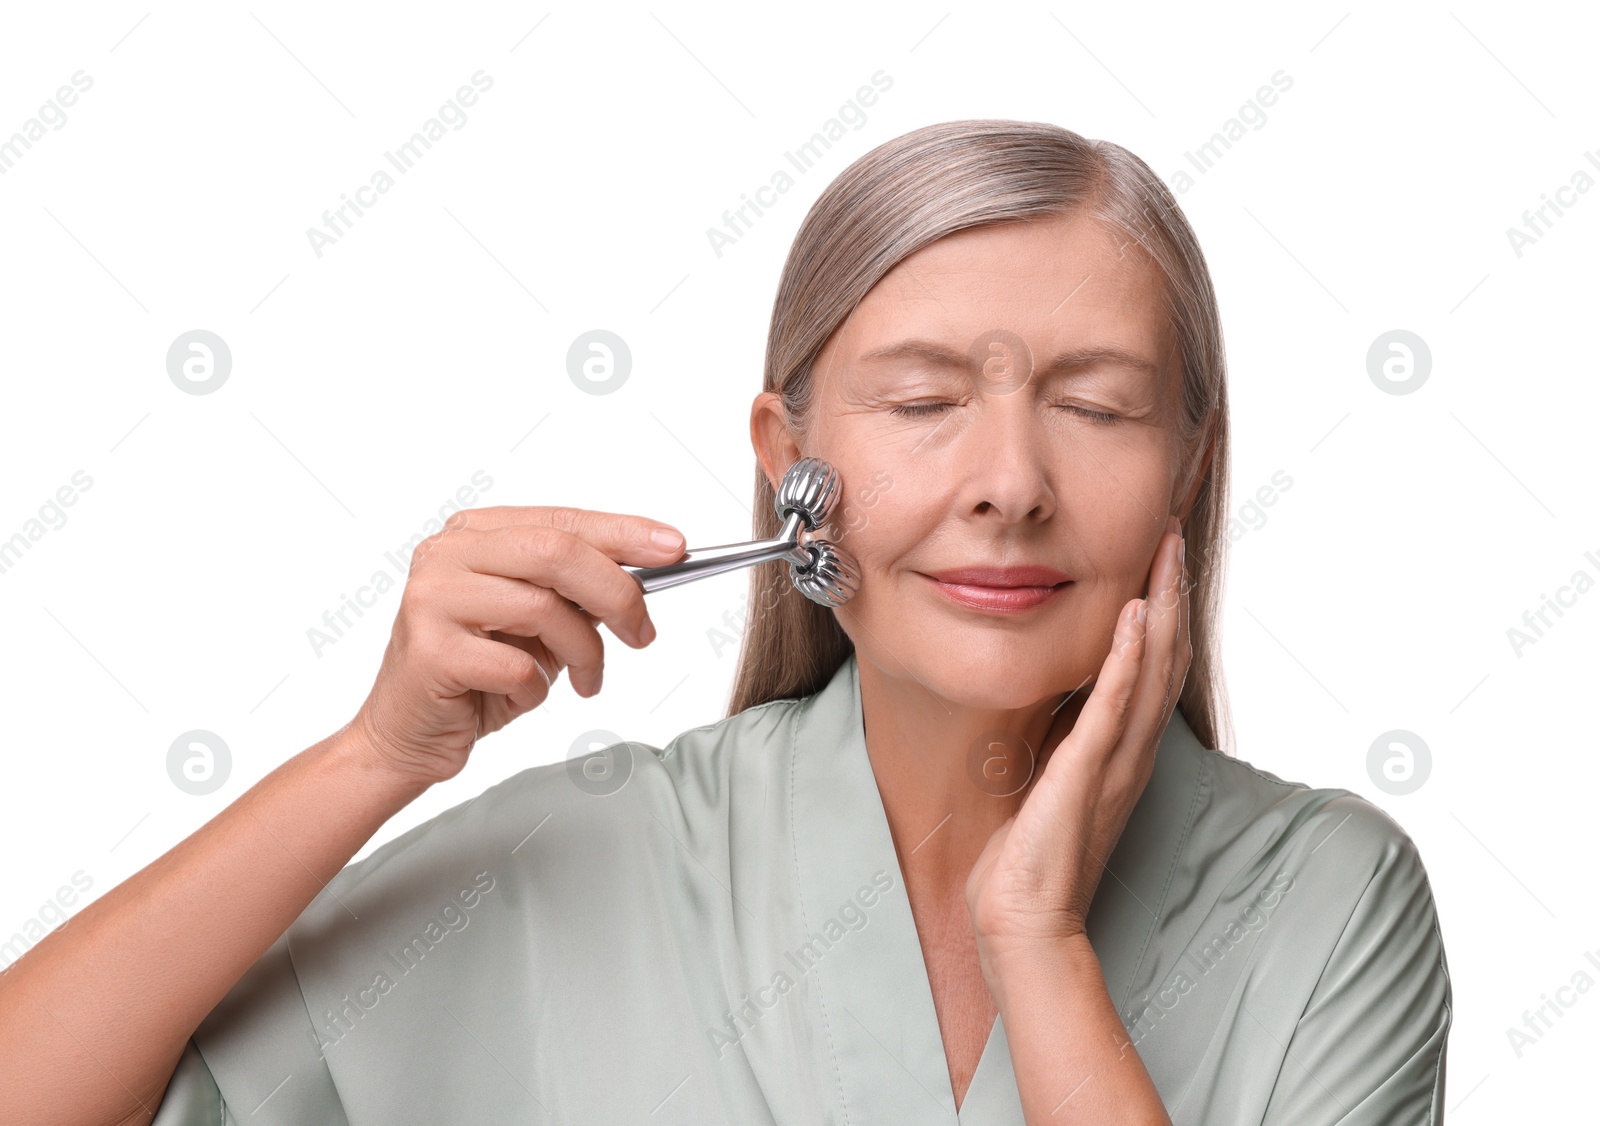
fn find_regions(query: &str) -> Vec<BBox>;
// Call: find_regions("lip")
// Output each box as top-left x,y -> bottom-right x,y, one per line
919,566 -> 1073,613
925,566 -> 1072,587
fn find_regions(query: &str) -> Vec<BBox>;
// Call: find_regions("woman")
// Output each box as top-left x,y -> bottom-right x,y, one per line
0,120 -> 1450,1125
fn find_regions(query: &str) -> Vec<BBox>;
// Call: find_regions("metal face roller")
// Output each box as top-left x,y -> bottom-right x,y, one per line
623,457 -> 861,608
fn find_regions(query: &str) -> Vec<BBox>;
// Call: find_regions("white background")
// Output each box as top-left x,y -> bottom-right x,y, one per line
1,1 -> 1595,1118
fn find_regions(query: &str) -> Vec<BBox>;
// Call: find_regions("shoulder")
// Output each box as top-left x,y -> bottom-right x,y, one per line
1186,754 -> 1454,1119
642,692 -> 805,801
1185,743 -> 1450,1025
1194,744 -> 1438,898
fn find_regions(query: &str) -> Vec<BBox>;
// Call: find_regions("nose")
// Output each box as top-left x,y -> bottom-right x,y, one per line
956,390 -> 1056,525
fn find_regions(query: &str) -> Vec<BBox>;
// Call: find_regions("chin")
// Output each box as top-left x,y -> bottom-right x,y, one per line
915,653 -> 1068,711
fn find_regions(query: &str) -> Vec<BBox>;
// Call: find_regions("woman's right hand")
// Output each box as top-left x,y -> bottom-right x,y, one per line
347,505 -> 686,787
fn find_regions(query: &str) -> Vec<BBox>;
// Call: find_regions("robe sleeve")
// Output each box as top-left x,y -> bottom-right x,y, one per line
145,927 -> 352,1125
144,754 -> 600,1125
1259,824 -> 1452,1124
149,1039 -> 225,1125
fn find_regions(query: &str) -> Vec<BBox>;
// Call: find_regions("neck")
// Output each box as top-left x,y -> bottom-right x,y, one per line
856,655 -> 1088,898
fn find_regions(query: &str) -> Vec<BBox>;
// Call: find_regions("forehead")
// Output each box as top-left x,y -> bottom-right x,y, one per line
822,211 -> 1173,373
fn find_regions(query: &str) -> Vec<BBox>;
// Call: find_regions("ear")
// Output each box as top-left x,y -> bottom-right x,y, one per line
1175,410 -> 1219,526
750,391 -> 803,491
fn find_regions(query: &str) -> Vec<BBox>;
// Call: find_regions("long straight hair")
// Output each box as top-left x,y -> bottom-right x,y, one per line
725,119 -> 1234,755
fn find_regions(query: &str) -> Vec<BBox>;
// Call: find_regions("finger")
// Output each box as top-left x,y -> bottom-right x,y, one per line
447,633 -> 558,711
486,631 -> 563,705
433,572 -> 609,696
1174,533 -> 1193,693
408,506 -> 685,590
1122,527 -> 1187,750
537,505 -> 686,564
1054,597 -> 1148,769
427,505 -> 685,558
432,524 -> 661,648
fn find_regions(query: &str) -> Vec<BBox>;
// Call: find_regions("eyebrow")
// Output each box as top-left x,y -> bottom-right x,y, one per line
858,339 -> 1161,380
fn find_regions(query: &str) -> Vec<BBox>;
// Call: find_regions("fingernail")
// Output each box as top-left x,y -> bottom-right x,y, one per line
651,528 -> 683,552
1135,598 -> 1149,627
638,616 -> 657,644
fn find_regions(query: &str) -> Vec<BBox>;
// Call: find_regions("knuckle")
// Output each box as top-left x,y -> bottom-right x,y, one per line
520,582 -> 560,620
533,524 -> 582,569
1110,690 -> 1136,722
507,647 -> 545,691
390,575 -> 425,619
411,531 -> 446,567
539,506 -> 585,535
402,567 -> 452,611
413,524 -> 472,571
623,516 -> 654,552
400,615 -> 450,662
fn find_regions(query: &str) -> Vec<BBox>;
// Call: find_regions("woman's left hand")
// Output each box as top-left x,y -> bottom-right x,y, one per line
965,515 -> 1193,958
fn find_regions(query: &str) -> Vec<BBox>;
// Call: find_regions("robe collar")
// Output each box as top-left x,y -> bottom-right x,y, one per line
788,651 -> 1207,1123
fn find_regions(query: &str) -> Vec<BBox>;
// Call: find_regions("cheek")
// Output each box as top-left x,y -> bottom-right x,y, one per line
824,497 -> 909,577
808,454 -> 906,552
1054,480 -> 1169,600
1090,515 -> 1164,599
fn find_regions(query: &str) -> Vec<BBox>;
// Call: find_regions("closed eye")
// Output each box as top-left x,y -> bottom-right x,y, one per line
888,402 -> 954,419
889,402 -> 1120,424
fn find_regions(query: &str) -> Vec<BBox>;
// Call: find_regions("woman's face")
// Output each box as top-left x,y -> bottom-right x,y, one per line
754,210 -> 1200,710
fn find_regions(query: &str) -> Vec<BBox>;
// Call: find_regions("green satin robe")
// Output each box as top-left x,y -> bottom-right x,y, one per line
150,652 -> 1451,1124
